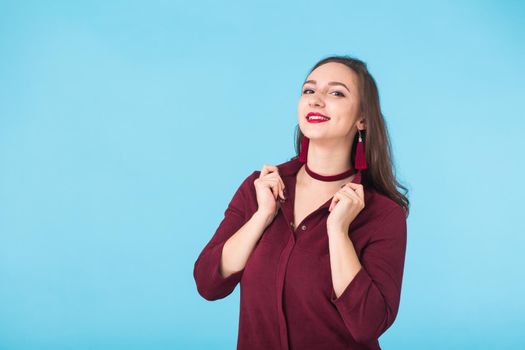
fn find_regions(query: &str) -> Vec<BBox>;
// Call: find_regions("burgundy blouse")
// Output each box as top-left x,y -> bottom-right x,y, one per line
194,157 -> 407,350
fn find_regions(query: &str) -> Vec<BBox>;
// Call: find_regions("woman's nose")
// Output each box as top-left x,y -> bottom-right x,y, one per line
308,94 -> 325,107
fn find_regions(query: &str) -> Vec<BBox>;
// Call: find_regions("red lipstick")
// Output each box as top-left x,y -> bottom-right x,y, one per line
306,112 -> 330,123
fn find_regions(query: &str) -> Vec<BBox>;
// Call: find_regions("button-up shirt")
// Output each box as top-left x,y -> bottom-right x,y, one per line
194,157 -> 408,350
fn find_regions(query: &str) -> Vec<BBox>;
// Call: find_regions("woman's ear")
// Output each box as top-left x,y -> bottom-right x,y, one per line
356,117 -> 366,130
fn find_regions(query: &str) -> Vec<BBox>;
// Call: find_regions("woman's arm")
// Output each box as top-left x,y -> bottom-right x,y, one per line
327,229 -> 362,298
194,171 -> 275,301
220,210 -> 273,278
326,205 -> 407,343
194,165 -> 284,301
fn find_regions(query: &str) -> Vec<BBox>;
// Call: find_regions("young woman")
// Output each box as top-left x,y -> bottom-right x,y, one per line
194,55 -> 410,350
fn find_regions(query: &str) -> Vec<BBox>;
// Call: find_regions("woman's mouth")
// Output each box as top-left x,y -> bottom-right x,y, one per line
306,112 -> 330,123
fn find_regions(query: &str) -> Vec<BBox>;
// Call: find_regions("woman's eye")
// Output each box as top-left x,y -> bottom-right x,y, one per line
303,89 -> 345,97
302,89 -> 345,97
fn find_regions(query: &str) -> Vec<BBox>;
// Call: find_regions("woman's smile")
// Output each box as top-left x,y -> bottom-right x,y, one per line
306,111 -> 331,123
307,116 -> 329,123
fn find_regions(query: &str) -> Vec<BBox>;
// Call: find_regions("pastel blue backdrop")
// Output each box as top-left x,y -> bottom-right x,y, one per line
1,1 -> 523,349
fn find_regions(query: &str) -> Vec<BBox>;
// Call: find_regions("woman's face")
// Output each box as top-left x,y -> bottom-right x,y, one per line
298,62 -> 364,142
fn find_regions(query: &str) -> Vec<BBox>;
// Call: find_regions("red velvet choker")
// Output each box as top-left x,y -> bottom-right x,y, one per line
304,163 -> 358,182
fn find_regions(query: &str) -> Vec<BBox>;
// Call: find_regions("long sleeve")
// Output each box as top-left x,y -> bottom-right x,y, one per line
193,171 -> 256,301
329,205 -> 408,344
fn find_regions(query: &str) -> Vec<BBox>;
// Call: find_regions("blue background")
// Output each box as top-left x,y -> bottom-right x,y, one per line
1,1 -> 524,349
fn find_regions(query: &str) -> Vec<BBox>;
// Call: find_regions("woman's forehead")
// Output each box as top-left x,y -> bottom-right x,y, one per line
307,62 -> 358,86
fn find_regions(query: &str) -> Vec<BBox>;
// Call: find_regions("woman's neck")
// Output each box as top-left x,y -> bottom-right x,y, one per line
297,165 -> 356,191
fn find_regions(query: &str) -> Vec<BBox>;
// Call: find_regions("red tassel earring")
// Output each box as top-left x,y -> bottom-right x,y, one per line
354,129 -> 368,170
299,136 -> 309,163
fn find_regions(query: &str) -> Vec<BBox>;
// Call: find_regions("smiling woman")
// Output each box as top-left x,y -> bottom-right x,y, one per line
194,55 -> 410,350
296,57 -> 409,212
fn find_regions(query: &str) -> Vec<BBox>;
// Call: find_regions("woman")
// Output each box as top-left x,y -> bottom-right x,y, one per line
194,55 -> 410,350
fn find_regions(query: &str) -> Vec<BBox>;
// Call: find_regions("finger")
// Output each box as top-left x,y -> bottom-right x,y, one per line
279,178 -> 286,200
330,192 -> 348,210
261,165 -> 282,179
336,191 -> 355,208
274,176 -> 286,198
343,183 -> 365,203
266,171 -> 285,193
259,178 -> 278,199
260,164 -> 279,178
269,180 -> 278,199
273,179 -> 282,200
273,178 -> 283,201
261,166 -> 285,200
328,193 -> 340,212
260,164 -> 272,177
354,185 -> 364,203
342,189 -> 364,208
340,188 -> 365,208
340,187 -> 359,201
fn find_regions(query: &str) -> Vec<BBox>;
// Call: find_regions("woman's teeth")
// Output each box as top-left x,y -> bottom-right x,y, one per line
308,116 -> 329,121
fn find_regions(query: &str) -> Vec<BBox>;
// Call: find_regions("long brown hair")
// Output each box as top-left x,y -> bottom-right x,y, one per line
292,55 -> 410,217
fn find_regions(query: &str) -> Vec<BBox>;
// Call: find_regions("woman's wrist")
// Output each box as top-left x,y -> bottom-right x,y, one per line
326,223 -> 350,238
253,210 -> 274,227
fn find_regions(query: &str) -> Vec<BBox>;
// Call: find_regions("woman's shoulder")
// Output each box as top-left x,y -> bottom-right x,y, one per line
243,157 -> 301,182
364,188 -> 406,222
359,189 -> 407,242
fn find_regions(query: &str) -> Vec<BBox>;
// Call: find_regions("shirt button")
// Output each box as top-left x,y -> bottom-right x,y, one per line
301,225 -> 307,231
290,221 -> 294,227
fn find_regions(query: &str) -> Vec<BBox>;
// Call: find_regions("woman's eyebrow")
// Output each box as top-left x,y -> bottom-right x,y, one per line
302,80 -> 350,92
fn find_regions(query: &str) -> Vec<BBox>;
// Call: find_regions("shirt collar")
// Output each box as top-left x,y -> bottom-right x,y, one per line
276,157 -> 363,220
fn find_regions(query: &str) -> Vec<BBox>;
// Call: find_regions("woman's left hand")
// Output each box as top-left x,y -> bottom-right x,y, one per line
326,182 -> 365,232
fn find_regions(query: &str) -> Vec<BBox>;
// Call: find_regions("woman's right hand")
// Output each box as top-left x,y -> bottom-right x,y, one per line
253,164 -> 286,221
